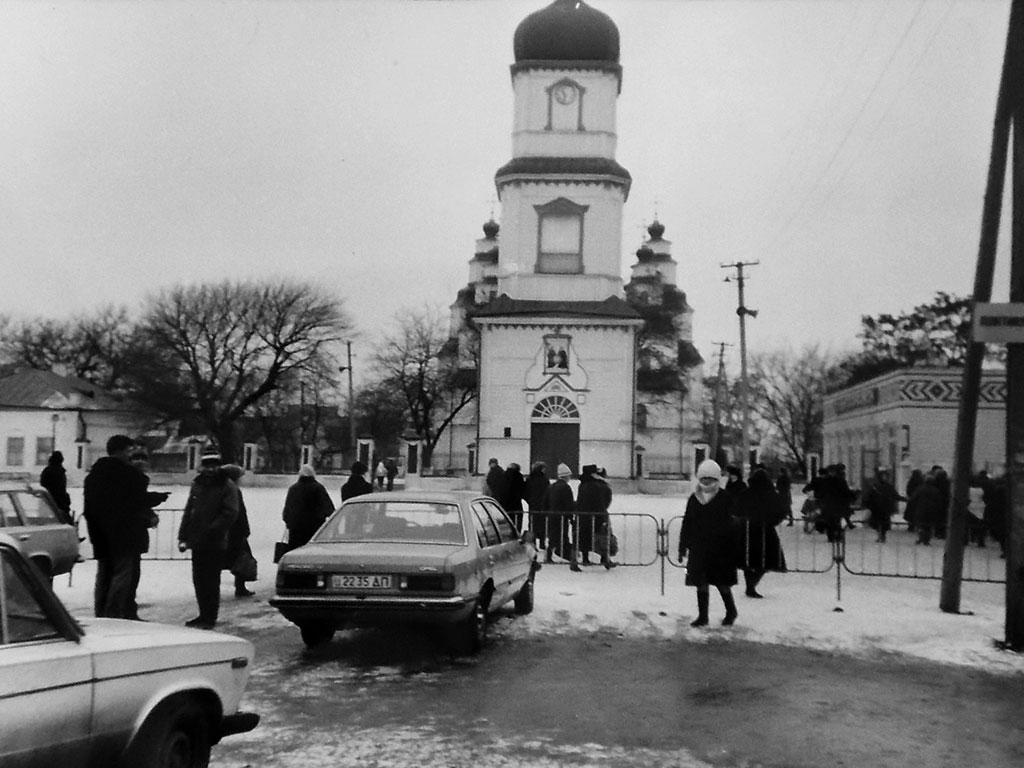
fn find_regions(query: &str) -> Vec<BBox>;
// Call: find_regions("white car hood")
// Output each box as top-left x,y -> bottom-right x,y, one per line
77,618 -> 254,677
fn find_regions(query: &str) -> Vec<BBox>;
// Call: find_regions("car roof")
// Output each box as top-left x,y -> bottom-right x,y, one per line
341,490 -> 490,505
0,481 -> 41,492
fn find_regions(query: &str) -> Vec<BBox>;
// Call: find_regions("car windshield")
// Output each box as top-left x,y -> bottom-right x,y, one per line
316,501 -> 467,545
13,491 -> 60,526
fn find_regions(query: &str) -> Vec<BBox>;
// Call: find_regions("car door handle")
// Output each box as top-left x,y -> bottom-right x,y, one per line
18,534 -> 30,541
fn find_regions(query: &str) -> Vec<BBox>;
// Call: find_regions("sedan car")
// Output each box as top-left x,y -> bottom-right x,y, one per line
0,482 -> 80,578
0,533 -> 259,768
270,490 -> 539,653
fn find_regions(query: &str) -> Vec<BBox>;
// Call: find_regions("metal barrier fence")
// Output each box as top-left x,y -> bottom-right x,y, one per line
136,508 -> 1007,593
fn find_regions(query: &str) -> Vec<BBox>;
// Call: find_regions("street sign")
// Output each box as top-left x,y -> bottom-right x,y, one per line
973,302 -> 1024,343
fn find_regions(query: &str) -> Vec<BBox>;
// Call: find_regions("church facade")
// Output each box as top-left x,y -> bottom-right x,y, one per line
441,0 -> 703,479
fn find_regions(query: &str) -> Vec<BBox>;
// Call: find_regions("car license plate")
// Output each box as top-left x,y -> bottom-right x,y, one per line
331,574 -> 392,589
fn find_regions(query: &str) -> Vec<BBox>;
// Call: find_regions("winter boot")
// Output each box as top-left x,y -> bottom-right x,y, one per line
744,571 -> 764,598
690,590 -> 710,627
720,587 -> 738,626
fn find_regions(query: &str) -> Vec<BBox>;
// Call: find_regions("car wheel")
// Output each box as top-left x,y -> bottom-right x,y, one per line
123,695 -> 211,768
514,573 -> 535,615
451,596 -> 488,656
299,622 -> 335,648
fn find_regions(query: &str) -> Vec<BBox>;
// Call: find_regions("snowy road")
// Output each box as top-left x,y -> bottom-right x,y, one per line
54,485 -> 1024,766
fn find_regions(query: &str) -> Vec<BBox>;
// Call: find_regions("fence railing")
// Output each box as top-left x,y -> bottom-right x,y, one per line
127,508 -> 1007,593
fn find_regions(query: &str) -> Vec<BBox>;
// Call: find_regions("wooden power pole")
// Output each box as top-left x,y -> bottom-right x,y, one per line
721,261 -> 758,476
941,0 -> 1024,651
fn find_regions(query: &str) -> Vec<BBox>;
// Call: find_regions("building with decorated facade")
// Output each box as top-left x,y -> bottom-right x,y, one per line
439,0 -> 703,479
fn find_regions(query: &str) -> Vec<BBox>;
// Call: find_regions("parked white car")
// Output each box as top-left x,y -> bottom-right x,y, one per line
0,481 -> 80,577
0,533 -> 259,768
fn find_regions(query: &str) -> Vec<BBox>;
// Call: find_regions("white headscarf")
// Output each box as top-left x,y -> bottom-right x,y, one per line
694,459 -> 723,505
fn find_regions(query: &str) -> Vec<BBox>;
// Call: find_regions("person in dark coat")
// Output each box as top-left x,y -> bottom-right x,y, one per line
733,468 -> 787,598
126,448 -> 169,619
930,465 -> 951,538
177,446 -> 239,629
905,474 -> 945,545
805,464 -> 857,542
341,461 -> 374,502
484,457 -> 507,502
502,462 -> 527,532
83,434 -> 151,619
524,462 -> 551,552
576,464 -> 615,568
220,464 -> 255,597
40,451 -> 73,523
982,473 -> 1008,557
724,465 -> 747,497
775,467 -> 794,526
862,468 -> 905,543
541,463 -> 576,570
679,459 -> 739,627
282,464 -> 335,548
385,458 -> 399,491
904,468 -> 925,532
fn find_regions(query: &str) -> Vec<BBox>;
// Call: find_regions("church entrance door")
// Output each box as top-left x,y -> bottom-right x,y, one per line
530,422 -> 580,477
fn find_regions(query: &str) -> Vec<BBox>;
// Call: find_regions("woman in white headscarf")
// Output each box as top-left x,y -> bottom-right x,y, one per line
678,459 -> 739,627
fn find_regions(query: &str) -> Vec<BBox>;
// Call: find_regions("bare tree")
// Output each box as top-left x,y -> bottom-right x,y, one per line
749,345 -> 836,474
372,305 -> 476,467
0,306 -> 141,391
135,280 -> 351,461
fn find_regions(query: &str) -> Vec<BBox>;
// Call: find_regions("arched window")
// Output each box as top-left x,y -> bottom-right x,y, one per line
546,77 -> 585,131
534,197 -> 588,275
531,395 -> 580,420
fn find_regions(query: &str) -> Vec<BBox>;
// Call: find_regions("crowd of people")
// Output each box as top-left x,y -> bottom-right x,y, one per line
64,440 -> 1010,633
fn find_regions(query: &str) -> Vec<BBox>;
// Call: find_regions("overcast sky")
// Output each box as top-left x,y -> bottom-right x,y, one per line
0,0 -> 1014,377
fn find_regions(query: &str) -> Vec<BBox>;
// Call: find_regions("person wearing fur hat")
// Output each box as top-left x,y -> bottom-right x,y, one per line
577,464 -> 616,569
341,461 -> 374,502
282,464 -> 335,549
178,445 -> 239,629
541,462 -> 577,570
679,459 -> 739,626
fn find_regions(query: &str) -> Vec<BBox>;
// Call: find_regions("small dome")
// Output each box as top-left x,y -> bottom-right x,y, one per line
514,0 -> 619,64
635,244 -> 655,262
647,220 -> 665,240
482,219 -> 500,239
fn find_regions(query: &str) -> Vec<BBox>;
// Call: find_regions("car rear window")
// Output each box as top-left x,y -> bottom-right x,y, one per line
316,501 -> 467,545
12,492 -> 60,526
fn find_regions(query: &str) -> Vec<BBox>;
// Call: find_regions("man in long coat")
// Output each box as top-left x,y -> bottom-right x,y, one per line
541,463 -> 577,571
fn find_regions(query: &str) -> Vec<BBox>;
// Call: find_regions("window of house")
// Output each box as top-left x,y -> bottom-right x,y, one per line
6,437 -> 24,467
535,198 -> 588,274
35,438 -> 53,466
636,404 -> 649,429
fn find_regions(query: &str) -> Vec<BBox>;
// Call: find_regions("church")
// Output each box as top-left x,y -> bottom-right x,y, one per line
441,0 -> 703,480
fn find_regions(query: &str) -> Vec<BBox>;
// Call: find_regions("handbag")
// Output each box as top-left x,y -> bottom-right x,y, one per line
273,528 -> 292,564
232,541 -> 258,581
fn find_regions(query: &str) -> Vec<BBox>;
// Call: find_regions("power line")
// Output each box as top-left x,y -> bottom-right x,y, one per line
766,0 -> 929,253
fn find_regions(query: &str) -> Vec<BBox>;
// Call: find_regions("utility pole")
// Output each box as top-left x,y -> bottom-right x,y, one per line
940,0 -> 1024,652
339,341 -> 356,459
721,261 -> 759,477
710,341 -> 732,463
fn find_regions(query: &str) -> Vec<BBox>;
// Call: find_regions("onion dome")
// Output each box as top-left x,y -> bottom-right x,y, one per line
647,220 -> 665,240
514,0 -> 620,63
635,244 -> 655,262
482,219 -> 500,239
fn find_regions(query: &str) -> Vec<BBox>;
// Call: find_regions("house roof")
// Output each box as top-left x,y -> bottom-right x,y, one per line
0,368 -> 138,411
470,294 -> 641,320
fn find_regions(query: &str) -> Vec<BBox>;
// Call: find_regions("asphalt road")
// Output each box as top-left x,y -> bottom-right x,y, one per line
212,607 -> 1024,768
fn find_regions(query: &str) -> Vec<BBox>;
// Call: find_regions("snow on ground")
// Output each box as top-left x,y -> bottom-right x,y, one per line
58,485 -> 1024,677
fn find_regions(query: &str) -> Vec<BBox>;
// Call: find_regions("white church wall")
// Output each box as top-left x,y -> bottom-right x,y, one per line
511,69 -> 619,157
497,184 -> 626,300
